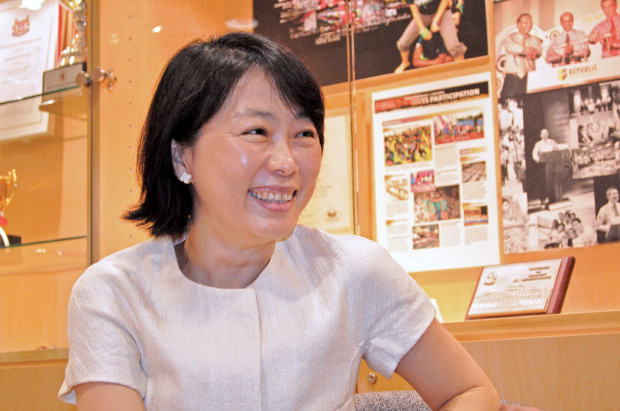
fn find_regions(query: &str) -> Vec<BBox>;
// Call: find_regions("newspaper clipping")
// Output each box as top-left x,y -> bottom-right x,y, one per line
373,73 -> 499,272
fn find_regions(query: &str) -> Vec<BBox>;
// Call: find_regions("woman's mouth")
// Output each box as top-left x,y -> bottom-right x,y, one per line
248,190 -> 296,204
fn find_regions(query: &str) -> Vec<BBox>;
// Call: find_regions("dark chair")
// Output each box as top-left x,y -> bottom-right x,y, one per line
354,390 -> 431,410
354,390 -> 537,410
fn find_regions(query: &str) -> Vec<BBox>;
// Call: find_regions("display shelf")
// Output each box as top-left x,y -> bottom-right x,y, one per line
38,86 -> 89,121
0,347 -> 69,364
444,310 -> 620,341
2,86 -> 88,122
0,84 -> 81,107
0,236 -> 87,277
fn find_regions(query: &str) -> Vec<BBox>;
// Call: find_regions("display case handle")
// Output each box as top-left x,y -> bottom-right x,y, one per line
76,67 -> 117,90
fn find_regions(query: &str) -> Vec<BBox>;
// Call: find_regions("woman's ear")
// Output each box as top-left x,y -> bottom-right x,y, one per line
170,140 -> 189,180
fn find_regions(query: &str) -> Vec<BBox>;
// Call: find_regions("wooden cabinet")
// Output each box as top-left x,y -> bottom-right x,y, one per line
357,311 -> 620,410
0,349 -> 74,411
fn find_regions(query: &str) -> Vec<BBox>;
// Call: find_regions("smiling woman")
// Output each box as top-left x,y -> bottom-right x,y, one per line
169,67 -> 323,275
57,32 -> 514,411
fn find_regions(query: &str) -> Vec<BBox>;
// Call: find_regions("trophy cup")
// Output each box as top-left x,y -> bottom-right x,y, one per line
42,0 -> 87,94
0,169 -> 17,247
58,0 -> 87,67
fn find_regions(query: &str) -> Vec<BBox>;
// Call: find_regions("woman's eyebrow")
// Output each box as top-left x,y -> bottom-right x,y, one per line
232,108 -> 311,121
232,109 -> 275,120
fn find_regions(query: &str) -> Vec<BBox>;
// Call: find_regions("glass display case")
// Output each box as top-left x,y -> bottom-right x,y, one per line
0,85 -> 89,352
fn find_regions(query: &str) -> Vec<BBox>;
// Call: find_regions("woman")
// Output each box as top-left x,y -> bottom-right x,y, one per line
59,32 -> 501,410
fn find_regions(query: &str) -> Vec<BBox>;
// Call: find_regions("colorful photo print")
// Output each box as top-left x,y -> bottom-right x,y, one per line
463,203 -> 489,226
461,161 -> 487,183
412,223 -> 440,250
410,169 -> 435,193
385,174 -> 410,201
384,123 -> 433,166
433,110 -> 484,144
254,0 -> 488,85
495,0 -> 620,99
413,184 -> 461,223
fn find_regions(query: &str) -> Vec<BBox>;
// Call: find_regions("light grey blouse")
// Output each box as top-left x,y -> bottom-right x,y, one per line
59,225 -> 435,410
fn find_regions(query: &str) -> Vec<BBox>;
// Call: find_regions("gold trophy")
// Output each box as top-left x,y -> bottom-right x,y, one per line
58,0 -> 87,67
0,169 -> 17,247
42,0 -> 87,94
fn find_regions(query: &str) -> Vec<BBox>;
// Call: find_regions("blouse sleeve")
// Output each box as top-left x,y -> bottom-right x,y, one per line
58,262 -> 146,404
339,235 -> 436,379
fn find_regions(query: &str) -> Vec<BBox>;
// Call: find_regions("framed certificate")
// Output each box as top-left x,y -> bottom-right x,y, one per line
466,257 -> 575,319
297,109 -> 356,235
0,0 -> 59,141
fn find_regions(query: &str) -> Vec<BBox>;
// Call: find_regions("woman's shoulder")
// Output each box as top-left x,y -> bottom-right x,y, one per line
289,225 -> 386,256
72,237 -> 173,295
285,225 -> 398,275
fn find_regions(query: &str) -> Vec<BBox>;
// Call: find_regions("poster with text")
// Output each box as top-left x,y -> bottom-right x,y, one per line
254,0 -> 488,86
298,111 -> 356,234
495,0 -> 620,253
372,73 -> 499,272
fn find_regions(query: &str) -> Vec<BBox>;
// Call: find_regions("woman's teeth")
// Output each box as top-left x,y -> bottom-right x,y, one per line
249,191 -> 294,204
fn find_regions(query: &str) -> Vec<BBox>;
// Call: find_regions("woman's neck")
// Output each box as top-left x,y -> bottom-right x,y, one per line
175,228 -> 275,289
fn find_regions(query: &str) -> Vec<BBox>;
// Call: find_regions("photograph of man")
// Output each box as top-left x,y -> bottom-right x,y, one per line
589,0 -> 620,58
500,13 -> 543,99
394,0 -> 466,73
571,217 -> 598,246
596,185 -> 620,241
532,128 -> 560,207
546,12 -> 590,66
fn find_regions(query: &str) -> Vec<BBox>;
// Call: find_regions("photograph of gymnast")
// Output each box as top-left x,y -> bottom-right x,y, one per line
254,0 -> 488,85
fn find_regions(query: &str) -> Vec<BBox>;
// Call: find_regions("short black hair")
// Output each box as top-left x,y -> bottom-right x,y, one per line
421,35 -> 445,60
124,32 -> 325,237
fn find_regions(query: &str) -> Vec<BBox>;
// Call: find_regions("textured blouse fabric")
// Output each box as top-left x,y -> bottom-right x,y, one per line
59,225 -> 435,410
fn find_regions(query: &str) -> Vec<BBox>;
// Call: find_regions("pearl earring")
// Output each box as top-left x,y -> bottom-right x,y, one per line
180,171 -> 192,184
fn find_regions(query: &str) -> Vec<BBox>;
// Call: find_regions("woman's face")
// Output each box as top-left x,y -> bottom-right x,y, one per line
502,200 -> 510,214
176,68 -> 322,246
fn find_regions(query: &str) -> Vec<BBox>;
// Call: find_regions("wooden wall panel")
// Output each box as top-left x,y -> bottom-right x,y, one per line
0,269 -> 82,352
0,353 -> 74,411
463,333 -> 620,411
358,333 -> 620,410
91,0 -> 253,261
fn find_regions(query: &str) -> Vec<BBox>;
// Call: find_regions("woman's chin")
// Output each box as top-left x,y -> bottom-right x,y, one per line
251,220 -> 298,243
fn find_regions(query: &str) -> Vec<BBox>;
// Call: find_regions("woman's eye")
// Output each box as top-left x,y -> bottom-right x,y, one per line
245,128 -> 268,136
297,130 -> 316,138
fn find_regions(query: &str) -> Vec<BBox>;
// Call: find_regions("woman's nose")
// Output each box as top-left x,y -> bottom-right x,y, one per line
267,138 -> 298,175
